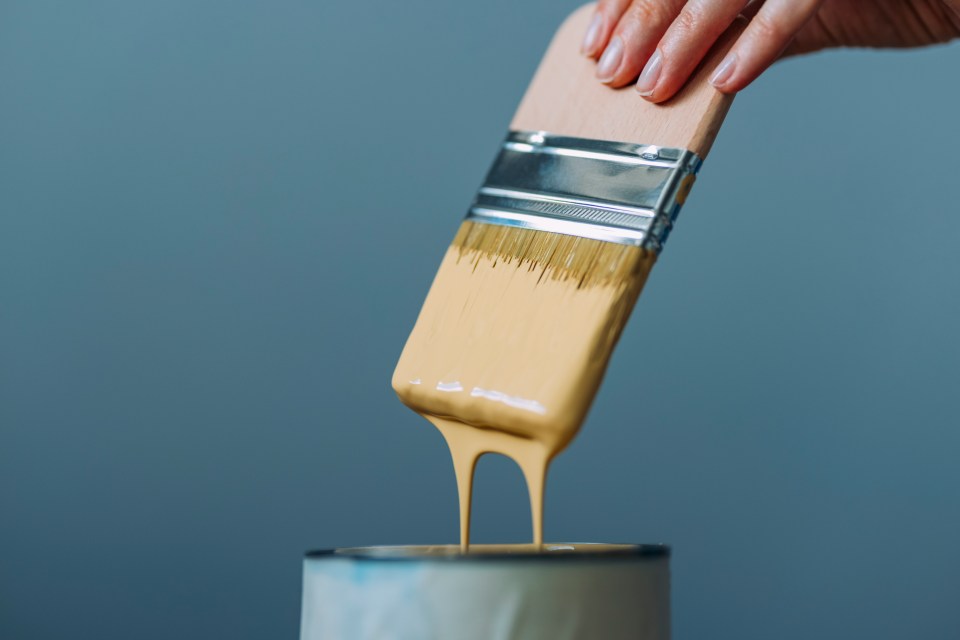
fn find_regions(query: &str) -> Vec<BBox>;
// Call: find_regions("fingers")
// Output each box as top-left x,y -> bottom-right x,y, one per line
709,0 -> 823,94
593,0 -> 688,88
638,0 -> 750,102
581,0 -> 825,100
581,0 -> 632,58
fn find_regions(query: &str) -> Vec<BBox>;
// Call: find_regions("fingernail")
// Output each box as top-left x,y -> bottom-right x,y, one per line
596,36 -> 624,83
710,53 -> 738,88
635,49 -> 662,97
581,13 -> 603,56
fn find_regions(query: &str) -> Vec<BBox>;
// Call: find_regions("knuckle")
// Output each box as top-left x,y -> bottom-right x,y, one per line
626,0 -> 673,26
673,5 -> 702,36
750,13 -> 786,42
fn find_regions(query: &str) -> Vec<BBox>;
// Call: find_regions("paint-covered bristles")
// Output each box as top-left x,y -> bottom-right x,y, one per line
451,221 -> 655,289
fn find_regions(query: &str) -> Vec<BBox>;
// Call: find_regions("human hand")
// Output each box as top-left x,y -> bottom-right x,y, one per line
580,0 -> 960,102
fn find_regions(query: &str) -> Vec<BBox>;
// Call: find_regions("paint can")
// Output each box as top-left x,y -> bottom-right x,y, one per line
299,543 -> 669,640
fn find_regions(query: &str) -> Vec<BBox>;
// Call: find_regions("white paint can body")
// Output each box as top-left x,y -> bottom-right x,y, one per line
299,543 -> 670,640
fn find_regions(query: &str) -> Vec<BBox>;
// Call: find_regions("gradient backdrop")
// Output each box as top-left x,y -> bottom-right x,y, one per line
2,1 -> 959,639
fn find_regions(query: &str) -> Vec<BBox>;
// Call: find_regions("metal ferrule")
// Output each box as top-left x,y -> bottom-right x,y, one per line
465,130 -> 702,252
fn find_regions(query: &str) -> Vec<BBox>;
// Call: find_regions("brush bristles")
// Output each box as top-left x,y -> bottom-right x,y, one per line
452,220 -> 655,289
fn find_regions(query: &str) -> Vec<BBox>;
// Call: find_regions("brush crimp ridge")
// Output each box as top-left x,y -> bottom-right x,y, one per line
466,130 -> 702,253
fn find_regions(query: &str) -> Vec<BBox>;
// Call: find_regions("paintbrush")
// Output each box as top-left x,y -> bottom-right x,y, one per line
393,4 -> 741,547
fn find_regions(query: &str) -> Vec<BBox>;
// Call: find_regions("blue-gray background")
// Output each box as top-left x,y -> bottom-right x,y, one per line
2,1 -> 959,638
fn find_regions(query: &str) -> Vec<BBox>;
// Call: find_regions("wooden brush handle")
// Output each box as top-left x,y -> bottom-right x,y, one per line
511,4 -> 743,159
